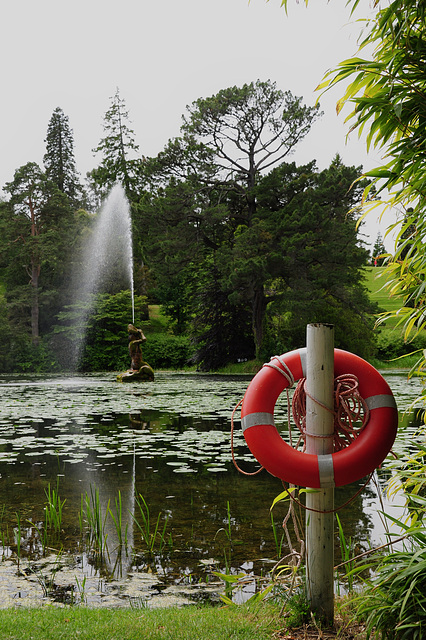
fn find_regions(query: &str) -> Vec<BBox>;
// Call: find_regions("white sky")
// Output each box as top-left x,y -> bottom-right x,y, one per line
1,0 -> 394,250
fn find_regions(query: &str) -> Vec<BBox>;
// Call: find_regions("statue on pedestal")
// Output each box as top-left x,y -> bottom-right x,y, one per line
117,324 -> 154,382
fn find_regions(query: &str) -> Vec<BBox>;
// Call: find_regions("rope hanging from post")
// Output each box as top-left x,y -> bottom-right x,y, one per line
291,373 -> 370,452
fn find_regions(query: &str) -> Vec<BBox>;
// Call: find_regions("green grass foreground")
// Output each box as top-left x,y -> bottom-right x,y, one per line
0,604 -> 281,640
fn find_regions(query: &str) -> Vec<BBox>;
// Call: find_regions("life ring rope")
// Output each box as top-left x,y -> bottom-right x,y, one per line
263,354 -> 295,385
231,398 -> 264,476
292,373 -> 370,450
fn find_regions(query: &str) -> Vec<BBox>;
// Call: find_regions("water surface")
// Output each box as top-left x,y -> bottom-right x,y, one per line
0,370 -> 422,607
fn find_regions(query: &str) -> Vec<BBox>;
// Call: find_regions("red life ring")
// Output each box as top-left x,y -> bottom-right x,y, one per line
240,348 -> 398,488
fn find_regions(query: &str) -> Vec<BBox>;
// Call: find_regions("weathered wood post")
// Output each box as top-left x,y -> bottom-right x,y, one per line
305,323 -> 335,623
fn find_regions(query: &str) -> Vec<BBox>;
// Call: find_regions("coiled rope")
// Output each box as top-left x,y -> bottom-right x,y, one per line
292,373 -> 370,452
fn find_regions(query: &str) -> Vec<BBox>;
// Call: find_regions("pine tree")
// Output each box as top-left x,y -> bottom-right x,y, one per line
91,88 -> 141,198
43,107 -> 83,207
371,232 -> 387,266
3,163 -> 76,347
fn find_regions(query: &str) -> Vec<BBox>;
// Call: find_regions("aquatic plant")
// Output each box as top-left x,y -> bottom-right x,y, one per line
0,504 -> 9,559
109,490 -> 128,550
30,551 -> 64,598
14,512 -> 22,569
81,486 -> 109,561
74,575 -> 87,605
132,493 -> 169,556
270,512 -> 285,559
44,481 -> 66,534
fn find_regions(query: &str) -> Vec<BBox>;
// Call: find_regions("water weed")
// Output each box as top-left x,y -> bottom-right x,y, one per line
82,486 -> 109,561
30,551 -> 64,598
44,480 -> 66,534
74,575 -> 87,604
108,490 -> 128,549
132,493 -> 169,556
14,512 -> 22,569
270,512 -> 285,558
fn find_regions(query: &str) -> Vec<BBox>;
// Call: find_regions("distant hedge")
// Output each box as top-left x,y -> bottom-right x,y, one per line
143,334 -> 193,369
376,330 -> 426,360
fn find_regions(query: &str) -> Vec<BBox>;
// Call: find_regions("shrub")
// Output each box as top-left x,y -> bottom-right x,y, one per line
376,330 -> 426,361
356,526 -> 426,639
143,334 -> 193,369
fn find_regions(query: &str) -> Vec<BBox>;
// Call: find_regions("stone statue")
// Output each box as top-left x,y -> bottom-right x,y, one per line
117,324 -> 154,382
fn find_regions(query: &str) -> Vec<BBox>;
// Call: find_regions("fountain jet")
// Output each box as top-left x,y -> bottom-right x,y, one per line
71,183 -> 135,368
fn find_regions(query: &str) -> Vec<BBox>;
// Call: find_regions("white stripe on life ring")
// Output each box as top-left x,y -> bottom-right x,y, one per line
318,454 -> 335,488
241,412 -> 274,433
365,394 -> 398,410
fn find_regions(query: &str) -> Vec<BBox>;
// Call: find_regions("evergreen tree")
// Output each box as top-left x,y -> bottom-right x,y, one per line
91,88 -> 142,199
145,80 -> 320,356
2,163 -> 75,347
371,233 -> 387,266
43,107 -> 84,207
221,155 -> 375,359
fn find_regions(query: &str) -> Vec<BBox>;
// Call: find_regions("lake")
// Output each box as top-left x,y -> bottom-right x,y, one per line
0,369 -> 423,608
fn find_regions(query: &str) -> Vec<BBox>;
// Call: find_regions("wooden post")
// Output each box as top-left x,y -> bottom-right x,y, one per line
305,323 -> 335,624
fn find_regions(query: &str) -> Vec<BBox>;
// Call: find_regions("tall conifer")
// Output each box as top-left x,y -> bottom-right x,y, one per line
43,107 -> 83,207
91,88 -> 141,199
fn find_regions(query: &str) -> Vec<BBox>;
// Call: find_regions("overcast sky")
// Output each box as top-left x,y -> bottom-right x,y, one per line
1,0 -> 392,250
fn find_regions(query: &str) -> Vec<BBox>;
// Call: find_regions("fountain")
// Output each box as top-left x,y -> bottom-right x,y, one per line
69,183 -> 153,379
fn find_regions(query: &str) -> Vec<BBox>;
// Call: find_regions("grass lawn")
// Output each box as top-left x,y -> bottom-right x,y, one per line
0,604 -> 281,640
363,266 -> 401,316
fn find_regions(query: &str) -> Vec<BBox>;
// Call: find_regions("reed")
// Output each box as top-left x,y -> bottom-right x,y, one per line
214,501 -> 236,601
109,490 -> 128,550
82,486 -> 109,560
26,520 -> 48,557
0,504 -> 9,559
44,481 -> 66,534
31,550 -> 63,598
270,512 -> 285,558
74,575 -> 87,604
132,493 -> 169,556
14,512 -> 22,569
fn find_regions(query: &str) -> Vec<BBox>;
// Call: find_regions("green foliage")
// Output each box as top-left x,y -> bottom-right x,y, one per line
336,514 -> 356,595
43,106 -> 84,207
355,523 -> 426,639
371,232 -> 387,267
141,80 -> 375,368
350,419 -> 426,638
253,157 -> 377,359
1,164 -> 79,350
282,590 -> 310,628
0,287 -> 15,372
140,80 -> 321,365
11,340 -> 59,373
79,291 -> 143,371
314,0 -> 426,375
90,88 -> 142,201
143,333 -> 192,370
376,329 -> 426,361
